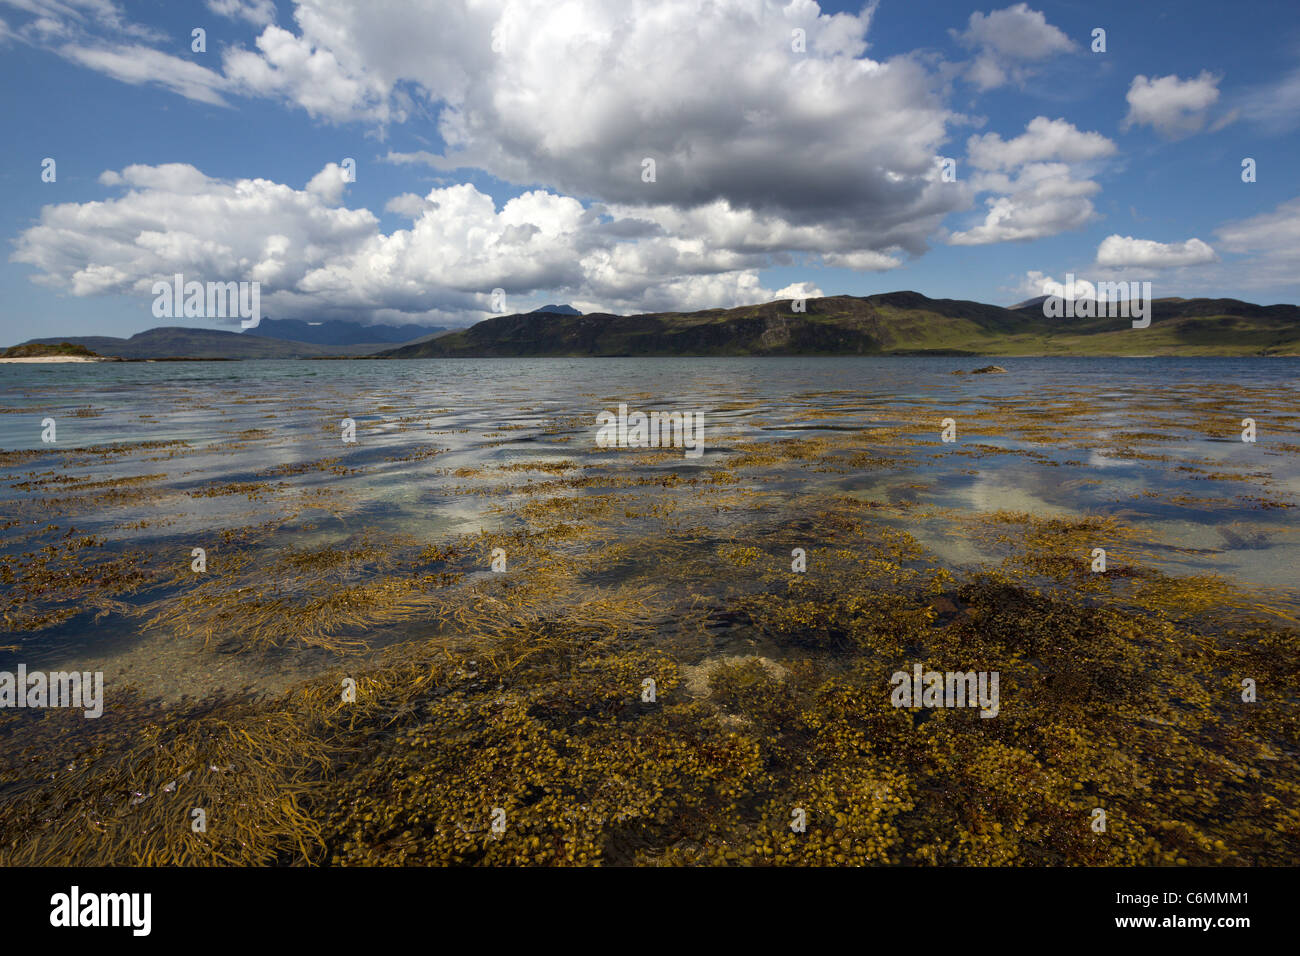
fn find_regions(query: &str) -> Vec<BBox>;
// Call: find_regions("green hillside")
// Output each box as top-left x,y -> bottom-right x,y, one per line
380,292 -> 1300,358
2,341 -> 101,358
16,294 -> 1299,360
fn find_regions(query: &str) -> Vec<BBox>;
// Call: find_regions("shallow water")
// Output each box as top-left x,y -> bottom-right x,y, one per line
2,356 -> 1298,700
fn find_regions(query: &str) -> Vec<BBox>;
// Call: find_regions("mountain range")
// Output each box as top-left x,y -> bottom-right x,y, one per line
17,317 -> 453,359
244,317 -> 446,346
380,292 -> 1300,358
18,327 -> 400,359
13,294 -> 1299,359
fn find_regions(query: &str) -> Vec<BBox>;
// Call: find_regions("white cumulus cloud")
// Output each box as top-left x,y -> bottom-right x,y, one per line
1122,72 -> 1223,138
11,163 -> 851,323
1095,235 -> 1216,268
950,4 -> 1074,90
949,117 -> 1115,245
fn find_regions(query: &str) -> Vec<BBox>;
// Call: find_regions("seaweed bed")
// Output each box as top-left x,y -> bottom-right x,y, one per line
0,376 -> 1296,866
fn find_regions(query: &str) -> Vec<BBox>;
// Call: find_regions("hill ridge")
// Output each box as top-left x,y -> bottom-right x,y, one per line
380,291 -> 1300,358
15,291 -> 1300,358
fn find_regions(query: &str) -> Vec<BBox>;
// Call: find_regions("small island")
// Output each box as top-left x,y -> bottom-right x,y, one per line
0,342 -> 115,363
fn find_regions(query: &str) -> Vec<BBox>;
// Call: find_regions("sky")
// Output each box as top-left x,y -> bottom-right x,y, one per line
1,0 -> 1298,340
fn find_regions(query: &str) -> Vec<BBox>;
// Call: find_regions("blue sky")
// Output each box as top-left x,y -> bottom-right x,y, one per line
1,0 -> 1298,341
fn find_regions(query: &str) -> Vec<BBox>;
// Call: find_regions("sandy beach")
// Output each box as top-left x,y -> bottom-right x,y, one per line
0,355 -> 109,363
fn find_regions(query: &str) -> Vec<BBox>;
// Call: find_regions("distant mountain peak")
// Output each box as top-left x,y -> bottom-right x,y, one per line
244,317 -> 445,346
1010,295 -> 1050,310
529,304 -> 582,315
